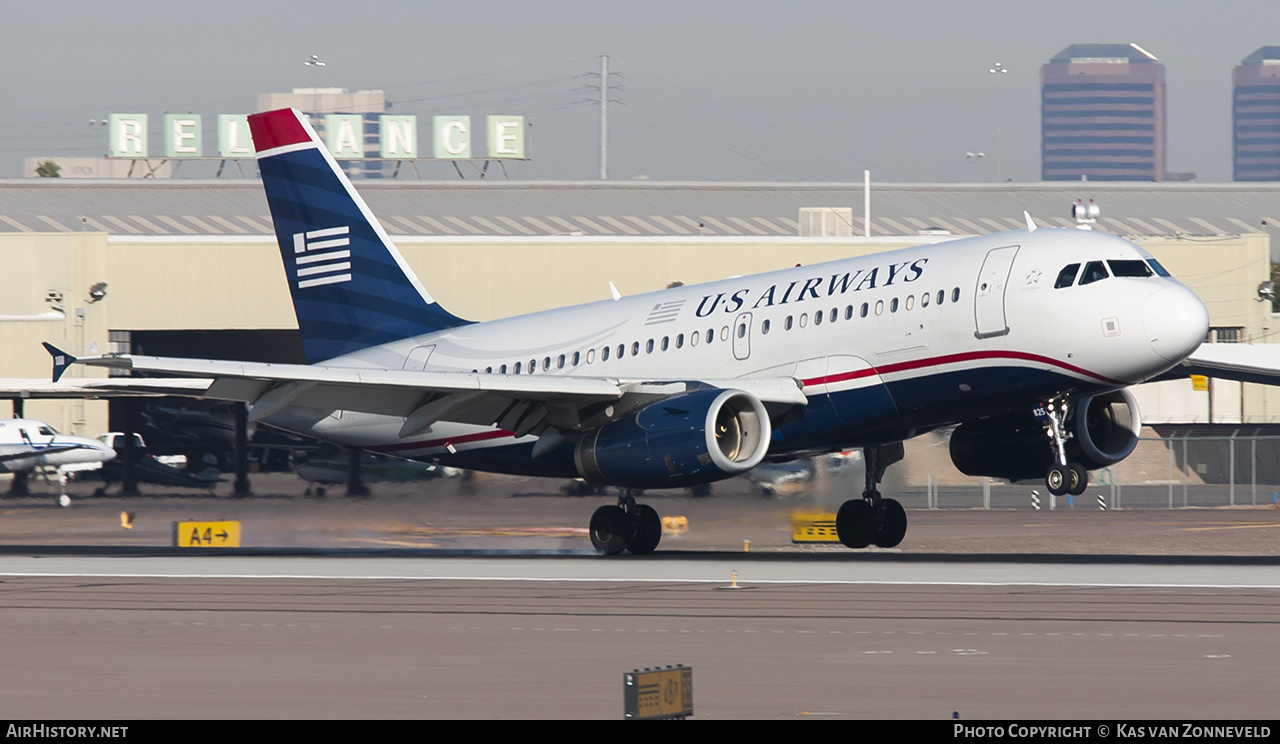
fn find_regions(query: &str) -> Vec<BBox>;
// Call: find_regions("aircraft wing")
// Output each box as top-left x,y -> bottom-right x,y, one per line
48,348 -> 807,436
0,378 -> 212,399
1156,344 -> 1280,387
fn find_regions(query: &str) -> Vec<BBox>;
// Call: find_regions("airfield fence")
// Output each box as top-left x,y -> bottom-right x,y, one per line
815,433 -> 1280,511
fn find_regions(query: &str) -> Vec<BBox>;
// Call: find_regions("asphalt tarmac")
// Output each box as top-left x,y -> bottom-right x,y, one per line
1,472 -> 1277,719
3,471 -> 1280,555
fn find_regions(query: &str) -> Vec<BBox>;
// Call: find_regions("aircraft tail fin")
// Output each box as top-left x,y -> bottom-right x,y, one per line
42,342 -> 76,382
247,108 -> 469,364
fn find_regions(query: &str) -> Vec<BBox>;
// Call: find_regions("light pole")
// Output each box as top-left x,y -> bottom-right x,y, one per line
965,151 -> 986,180
988,62 -> 1008,181
304,55 -> 327,119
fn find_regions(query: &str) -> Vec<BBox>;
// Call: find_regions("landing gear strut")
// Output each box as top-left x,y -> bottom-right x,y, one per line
835,443 -> 908,549
589,489 -> 662,555
1041,397 -> 1089,497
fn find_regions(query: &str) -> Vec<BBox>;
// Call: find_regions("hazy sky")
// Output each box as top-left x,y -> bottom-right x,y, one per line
5,1 -> 1279,182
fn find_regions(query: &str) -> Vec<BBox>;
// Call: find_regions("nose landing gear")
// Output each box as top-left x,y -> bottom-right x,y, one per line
1041,398 -> 1089,497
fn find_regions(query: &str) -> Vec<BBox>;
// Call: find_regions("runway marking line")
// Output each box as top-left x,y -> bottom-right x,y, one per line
1181,522 -> 1280,532
0,571 -> 1278,589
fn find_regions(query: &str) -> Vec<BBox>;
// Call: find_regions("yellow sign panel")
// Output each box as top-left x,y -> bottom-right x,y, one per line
792,510 -> 839,543
1191,375 -> 1209,392
624,666 -> 692,720
174,521 -> 241,548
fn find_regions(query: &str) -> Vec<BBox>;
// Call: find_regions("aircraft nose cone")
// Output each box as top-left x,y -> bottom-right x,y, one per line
1144,285 -> 1209,362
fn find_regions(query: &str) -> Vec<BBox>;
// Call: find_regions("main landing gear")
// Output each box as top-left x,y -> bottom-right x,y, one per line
1041,397 -> 1089,498
590,489 -> 662,555
835,443 -> 908,549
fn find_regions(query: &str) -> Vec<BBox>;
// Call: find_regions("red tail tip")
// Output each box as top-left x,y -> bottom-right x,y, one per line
247,108 -> 312,153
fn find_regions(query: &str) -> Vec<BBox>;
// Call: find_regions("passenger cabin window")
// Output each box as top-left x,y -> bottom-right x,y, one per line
1079,261 -> 1109,286
1054,263 -> 1081,289
1108,260 -> 1154,278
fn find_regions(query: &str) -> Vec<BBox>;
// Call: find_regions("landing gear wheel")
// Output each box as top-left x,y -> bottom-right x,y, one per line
1068,463 -> 1089,496
836,499 -> 875,549
625,504 -> 662,555
589,505 -> 628,555
1046,464 -> 1070,496
873,498 -> 907,548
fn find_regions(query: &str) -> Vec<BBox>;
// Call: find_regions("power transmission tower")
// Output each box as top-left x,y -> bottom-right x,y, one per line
586,55 -> 623,179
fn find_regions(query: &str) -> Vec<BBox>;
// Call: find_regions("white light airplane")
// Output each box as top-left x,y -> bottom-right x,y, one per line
45,108 -> 1210,554
0,419 -> 116,476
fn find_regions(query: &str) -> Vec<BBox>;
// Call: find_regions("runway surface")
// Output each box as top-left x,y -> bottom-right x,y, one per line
3,474 -> 1279,719
1,554 -> 1276,720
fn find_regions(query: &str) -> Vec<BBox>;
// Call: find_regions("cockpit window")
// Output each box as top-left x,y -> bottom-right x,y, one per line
1054,263 -> 1081,289
37,426 -> 57,436
1107,260 -> 1154,278
1079,260 -> 1109,286
1147,259 -> 1171,277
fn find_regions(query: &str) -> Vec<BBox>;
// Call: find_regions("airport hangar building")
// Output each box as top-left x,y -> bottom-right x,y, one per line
0,177 -> 1275,440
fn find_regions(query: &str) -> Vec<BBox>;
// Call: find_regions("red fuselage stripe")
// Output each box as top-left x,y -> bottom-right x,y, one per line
800,350 -> 1118,388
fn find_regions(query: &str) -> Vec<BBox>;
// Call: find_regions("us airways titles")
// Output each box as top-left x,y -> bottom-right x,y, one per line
694,258 -> 929,317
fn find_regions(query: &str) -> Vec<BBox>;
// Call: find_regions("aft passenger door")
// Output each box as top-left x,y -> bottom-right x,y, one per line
974,245 -> 1019,339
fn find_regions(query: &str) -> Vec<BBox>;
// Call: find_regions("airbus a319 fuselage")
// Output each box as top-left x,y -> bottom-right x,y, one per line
50,108 -> 1209,554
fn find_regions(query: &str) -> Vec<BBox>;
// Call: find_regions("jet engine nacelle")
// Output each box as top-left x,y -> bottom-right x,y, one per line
574,388 -> 771,489
949,389 -> 1142,481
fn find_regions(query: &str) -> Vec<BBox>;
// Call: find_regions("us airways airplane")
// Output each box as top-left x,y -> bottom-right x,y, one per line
46,108 -> 1210,554
0,419 -> 115,476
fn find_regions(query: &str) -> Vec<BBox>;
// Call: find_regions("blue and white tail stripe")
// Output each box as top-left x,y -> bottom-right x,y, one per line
248,108 -> 470,364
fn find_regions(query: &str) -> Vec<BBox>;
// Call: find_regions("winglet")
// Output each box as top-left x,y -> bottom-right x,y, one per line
1024,211 -> 1038,232
42,342 -> 76,382
609,281 -> 622,301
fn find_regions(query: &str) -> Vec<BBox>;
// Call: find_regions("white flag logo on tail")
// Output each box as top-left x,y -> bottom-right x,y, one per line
293,226 -> 352,288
